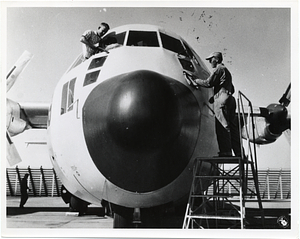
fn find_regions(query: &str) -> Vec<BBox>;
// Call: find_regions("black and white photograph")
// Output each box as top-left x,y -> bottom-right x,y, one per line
1,1 -> 299,239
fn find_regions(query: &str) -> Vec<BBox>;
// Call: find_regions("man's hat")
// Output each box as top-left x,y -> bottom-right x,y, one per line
205,52 -> 223,62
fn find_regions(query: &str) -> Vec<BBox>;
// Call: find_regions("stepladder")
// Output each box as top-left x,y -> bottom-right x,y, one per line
182,156 -> 264,229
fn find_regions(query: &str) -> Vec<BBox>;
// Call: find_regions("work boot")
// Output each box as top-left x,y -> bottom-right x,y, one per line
218,152 -> 233,157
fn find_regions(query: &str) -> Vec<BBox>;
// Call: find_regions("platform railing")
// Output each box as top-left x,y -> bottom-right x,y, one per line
205,168 -> 290,200
6,166 -> 62,197
6,166 -> 290,199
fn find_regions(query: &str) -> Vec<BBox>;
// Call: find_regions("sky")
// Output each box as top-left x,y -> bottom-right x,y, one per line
2,2 -> 298,170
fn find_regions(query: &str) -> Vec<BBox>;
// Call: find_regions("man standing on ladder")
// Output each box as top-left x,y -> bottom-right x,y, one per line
184,52 -> 243,157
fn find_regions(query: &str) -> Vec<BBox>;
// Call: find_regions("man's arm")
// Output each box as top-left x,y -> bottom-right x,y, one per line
194,71 -> 216,88
183,70 -> 215,88
80,36 -> 98,51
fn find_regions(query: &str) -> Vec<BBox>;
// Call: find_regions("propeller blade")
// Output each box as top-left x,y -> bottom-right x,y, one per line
6,98 -> 28,136
279,83 -> 291,107
6,131 -> 22,166
7,50 -> 33,92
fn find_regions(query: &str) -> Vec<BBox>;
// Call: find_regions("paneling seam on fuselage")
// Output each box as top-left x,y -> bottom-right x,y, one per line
73,174 -> 101,203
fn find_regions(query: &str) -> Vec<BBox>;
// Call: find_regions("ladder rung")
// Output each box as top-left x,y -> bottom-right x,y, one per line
191,194 -> 239,198
195,175 -> 255,180
196,157 -> 241,164
186,214 -> 241,220
211,193 -> 241,197
195,175 -> 241,179
190,193 -> 260,199
196,157 -> 254,164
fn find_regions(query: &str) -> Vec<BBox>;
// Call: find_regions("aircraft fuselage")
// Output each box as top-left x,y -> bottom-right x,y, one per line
47,24 -> 217,209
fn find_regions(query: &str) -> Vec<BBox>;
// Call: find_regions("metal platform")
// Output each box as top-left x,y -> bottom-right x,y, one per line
182,156 -> 264,229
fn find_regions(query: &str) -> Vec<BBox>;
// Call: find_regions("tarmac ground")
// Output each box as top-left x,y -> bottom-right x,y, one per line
5,196 -> 113,229
5,196 -> 291,230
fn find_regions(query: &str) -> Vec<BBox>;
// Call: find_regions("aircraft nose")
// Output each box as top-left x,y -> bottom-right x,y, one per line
83,70 -> 200,193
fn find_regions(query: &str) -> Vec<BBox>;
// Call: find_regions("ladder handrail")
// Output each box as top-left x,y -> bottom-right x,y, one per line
237,91 -> 264,227
237,91 -> 259,174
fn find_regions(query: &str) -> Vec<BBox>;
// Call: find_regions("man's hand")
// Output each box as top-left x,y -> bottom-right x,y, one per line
183,71 -> 199,90
96,46 -> 109,54
183,70 -> 193,79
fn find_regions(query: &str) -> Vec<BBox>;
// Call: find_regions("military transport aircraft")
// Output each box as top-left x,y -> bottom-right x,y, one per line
6,24 -> 291,228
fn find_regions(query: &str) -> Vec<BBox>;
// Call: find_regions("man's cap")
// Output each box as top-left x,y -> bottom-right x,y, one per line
205,52 -> 223,62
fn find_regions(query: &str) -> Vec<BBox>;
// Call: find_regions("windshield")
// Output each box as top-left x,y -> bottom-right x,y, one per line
126,31 -> 159,47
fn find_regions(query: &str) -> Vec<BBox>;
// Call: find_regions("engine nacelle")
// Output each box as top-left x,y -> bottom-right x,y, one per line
6,98 -> 28,136
241,116 -> 282,145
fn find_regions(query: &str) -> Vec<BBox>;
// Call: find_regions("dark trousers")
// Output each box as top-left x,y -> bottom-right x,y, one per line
215,95 -> 243,156
19,193 -> 28,208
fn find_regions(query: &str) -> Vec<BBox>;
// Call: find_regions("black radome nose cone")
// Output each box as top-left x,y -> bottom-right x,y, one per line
83,70 -> 200,193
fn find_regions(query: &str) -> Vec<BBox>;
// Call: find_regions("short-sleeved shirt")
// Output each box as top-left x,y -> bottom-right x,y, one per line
82,30 -> 102,57
197,63 -> 234,95
82,30 -> 102,45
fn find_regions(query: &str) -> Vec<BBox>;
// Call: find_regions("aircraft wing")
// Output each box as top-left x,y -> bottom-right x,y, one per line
6,102 -> 49,166
18,102 -> 49,129
237,105 -> 265,116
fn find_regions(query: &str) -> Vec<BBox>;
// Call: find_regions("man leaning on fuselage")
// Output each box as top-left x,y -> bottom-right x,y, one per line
80,22 -> 110,60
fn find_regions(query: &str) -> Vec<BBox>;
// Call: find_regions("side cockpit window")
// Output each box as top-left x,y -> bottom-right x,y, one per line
182,39 -> 211,79
83,56 -> 107,87
61,83 -> 68,115
88,56 -> 107,70
127,31 -> 159,47
178,57 -> 195,72
102,31 -> 126,48
83,71 -> 100,86
160,32 -> 187,56
61,78 -> 76,115
68,78 -> 76,111
160,32 -> 197,73
67,54 -> 85,73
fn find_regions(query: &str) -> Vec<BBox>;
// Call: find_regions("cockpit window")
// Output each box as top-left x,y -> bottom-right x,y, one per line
127,31 -> 159,47
61,78 -> 76,115
182,41 -> 195,59
61,83 -> 68,115
178,58 -> 195,72
102,31 -> 126,47
67,54 -> 85,72
160,32 -> 187,56
83,70 -> 100,86
68,78 -> 76,111
88,56 -> 107,70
